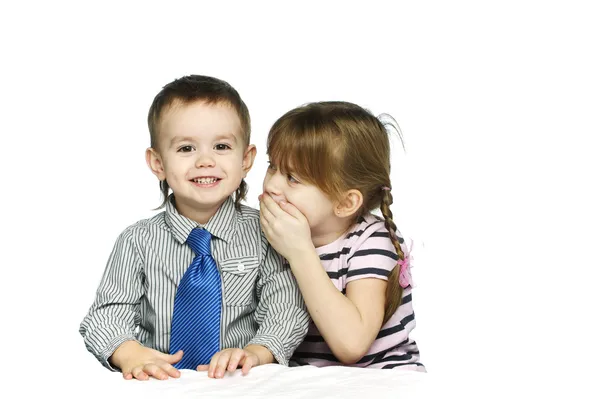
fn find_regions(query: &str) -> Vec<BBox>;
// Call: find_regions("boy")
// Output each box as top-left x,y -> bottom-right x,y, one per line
80,75 -> 309,380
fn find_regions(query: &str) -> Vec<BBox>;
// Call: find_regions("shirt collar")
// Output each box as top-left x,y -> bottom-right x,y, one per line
165,194 -> 238,245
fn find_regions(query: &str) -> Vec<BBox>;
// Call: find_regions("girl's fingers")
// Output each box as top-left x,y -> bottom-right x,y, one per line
260,193 -> 285,217
259,199 -> 275,223
278,200 -> 305,220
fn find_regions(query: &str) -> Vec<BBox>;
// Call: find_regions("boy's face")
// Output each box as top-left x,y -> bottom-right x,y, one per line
147,100 -> 256,224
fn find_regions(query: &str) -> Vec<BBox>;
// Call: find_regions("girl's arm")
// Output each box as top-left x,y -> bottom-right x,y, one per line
286,250 -> 387,364
259,194 -> 386,364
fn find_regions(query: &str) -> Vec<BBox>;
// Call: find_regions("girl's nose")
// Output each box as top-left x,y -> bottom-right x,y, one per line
264,173 -> 286,203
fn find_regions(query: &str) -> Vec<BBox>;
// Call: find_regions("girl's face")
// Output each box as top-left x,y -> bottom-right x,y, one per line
262,161 -> 348,247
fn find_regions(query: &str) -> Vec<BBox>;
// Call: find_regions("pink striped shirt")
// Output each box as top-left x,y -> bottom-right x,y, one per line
291,214 -> 425,371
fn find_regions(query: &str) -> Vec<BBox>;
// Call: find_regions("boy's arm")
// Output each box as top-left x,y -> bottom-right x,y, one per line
247,236 -> 310,365
79,228 -> 144,370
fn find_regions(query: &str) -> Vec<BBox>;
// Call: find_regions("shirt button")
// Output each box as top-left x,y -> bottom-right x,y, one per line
237,263 -> 245,272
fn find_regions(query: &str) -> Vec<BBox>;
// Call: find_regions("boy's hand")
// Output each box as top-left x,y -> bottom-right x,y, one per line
110,340 -> 183,381
197,345 -> 273,378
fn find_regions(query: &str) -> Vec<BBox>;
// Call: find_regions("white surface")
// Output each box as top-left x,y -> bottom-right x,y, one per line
78,365 -> 433,399
1,1 -> 598,398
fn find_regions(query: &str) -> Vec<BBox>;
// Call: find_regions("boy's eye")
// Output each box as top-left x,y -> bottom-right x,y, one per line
178,145 -> 194,153
215,143 -> 231,151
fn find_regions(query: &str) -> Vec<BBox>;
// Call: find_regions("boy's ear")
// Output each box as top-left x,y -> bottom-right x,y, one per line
146,147 -> 166,181
242,144 -> 257,178
335,189 -> 363,218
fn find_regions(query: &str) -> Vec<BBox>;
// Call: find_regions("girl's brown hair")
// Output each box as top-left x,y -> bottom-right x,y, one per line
147,75 -> 251,209
267,101 -> 406,325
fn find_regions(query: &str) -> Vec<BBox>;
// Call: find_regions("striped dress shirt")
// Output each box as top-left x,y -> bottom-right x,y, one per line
79,195 -> 310,370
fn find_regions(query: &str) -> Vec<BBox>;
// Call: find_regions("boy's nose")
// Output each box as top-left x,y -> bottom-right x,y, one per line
195,151 -> 215,168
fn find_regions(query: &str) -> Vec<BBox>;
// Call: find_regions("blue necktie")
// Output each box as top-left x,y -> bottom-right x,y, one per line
170,228 -> 222,369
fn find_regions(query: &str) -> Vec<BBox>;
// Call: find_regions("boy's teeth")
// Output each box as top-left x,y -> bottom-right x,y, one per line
194,177 -> 218,184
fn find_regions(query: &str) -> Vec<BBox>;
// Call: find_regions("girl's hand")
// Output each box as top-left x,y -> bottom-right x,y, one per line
259,193 -> 314,260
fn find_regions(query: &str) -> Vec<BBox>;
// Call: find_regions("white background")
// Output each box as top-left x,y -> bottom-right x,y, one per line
1,0 -> 598,397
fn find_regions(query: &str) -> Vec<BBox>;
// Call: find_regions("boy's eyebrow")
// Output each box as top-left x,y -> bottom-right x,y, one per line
214,133 -> 238,143
170,136 -> 196,147
169,133 -> 238,147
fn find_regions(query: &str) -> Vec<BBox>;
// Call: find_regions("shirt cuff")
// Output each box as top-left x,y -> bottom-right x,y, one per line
248,335 -> 287,366
99,334 -> 140,371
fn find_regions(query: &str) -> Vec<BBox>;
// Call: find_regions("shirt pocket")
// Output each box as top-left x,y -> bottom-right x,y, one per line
219,256 -> 260,306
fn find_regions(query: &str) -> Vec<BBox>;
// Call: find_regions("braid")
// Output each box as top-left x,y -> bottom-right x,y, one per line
152,180 -> 171,210
380,188 -> 405,325
234,179 -> 248,209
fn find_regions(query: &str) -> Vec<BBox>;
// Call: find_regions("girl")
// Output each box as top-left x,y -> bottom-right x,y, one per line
259,101 -> 425,371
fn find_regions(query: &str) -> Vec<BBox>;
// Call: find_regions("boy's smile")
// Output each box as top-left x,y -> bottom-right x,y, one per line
147,100 -> 256,224
190,176 -> 221,186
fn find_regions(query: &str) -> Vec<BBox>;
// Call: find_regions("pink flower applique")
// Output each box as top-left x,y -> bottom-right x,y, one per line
398,238 -> 414,288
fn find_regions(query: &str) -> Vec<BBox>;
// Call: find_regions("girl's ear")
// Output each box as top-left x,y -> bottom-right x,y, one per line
242,144 -> 257,178
335,189 -> 363,218
146,147 -> 166,181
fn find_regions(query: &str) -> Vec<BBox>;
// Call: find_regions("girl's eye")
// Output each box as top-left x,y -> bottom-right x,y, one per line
178,145 -> 194,152
287,174 -> 300,184
215,143 -> 231,151
267,161 -> 277,171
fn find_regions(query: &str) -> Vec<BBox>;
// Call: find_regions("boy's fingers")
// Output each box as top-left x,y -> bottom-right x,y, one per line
214,352 -> 233,378
132,367 -> 149,381
144,364 -> 168,380
164,364 -> 181,378
196,364 -> 209,372
167,349 -> 184,364
240,356 -> 255,375
207,352 -> 222,378
227,350 -> 245,371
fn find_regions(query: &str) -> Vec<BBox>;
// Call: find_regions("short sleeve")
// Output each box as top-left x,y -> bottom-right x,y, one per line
346,223 -> 400,284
